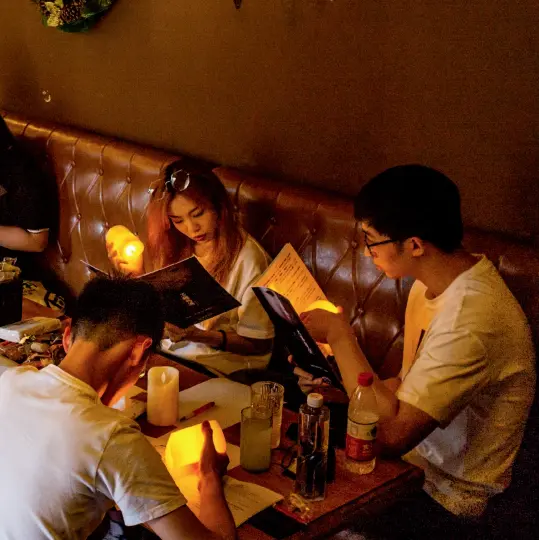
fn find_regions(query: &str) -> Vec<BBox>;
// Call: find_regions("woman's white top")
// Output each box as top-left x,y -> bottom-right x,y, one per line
161,234 -> 275,375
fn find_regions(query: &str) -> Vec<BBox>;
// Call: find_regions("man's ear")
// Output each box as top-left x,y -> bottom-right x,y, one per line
408,237 -> 426,258
62,325 -> 72,353
128,336 -> 153,367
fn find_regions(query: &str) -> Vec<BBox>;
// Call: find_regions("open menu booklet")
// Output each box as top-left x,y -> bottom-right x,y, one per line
84,257 -> 240,329
252,243 -> 344,390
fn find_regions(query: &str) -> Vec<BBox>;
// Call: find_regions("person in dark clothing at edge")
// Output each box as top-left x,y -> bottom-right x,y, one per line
0,116 -> 53,271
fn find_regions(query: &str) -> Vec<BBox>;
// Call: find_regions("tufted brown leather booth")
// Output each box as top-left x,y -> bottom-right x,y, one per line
3,111 -> 538,533
3,111 -> 539,377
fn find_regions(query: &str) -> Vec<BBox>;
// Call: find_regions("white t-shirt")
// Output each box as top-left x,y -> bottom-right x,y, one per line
397,255 -> 536,517
0,365 -> 186,539
162,234 -> 275,375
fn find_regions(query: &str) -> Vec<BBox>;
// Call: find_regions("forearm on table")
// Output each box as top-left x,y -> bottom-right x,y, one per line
190,328 -> 272,356
198,474 -> 237,539
0,225 -> 48,252
327,323 -> 399,420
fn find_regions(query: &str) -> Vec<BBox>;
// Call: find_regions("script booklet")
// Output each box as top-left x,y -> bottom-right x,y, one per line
176,474 -> 283,527
84,257 -> 240,329
252,243 -> 344,389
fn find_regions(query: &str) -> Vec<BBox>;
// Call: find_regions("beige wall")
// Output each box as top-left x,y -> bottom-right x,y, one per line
1,1 -> 538,240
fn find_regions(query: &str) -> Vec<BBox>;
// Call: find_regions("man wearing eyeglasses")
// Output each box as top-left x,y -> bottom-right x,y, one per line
300,165 -> 535,539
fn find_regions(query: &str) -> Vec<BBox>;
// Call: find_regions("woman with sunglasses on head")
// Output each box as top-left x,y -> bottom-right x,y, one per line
110,160 -> 274,376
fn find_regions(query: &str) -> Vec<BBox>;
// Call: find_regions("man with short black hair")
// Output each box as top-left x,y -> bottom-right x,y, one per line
0,277 -> 236,540
301,165 -> 535,538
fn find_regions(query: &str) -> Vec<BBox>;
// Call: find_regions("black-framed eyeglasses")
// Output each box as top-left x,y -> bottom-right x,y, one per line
363,230 -> 399,255
165,168 -> 191,193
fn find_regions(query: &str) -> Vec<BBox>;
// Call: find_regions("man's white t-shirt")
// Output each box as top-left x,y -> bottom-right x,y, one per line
0,365 -> 186,539
162,234 -> 275,375
397,255 -> 536,517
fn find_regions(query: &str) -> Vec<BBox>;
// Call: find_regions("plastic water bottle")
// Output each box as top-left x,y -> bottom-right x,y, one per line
295,393 -> 330,500
345,372 -> 379,474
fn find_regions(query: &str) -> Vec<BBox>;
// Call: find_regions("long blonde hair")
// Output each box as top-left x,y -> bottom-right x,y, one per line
147,161 -> 244,285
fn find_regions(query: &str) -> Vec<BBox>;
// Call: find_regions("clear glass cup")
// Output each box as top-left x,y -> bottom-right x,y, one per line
240,406 -> 272,473
251,381 -> 285,449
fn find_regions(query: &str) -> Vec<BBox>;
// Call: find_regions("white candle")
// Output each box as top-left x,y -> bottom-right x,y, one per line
147,367 -> 180,426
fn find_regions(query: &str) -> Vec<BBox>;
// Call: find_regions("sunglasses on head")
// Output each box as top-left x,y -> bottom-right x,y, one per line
164,168 -> 191,193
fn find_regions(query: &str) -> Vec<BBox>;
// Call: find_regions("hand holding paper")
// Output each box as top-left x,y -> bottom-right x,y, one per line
252,243 -> 346,390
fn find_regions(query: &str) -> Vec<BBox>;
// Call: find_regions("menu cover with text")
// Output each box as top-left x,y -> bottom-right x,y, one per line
84,257 -> 240,329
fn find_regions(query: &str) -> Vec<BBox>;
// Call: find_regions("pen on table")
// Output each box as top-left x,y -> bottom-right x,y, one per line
179,401 -> 216,422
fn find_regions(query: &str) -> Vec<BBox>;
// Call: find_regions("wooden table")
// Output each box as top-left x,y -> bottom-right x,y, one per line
20,299 -> 424,539
141,354 -> 425,540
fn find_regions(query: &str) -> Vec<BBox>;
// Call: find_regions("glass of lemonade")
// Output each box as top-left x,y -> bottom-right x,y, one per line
240,406 -> 272,473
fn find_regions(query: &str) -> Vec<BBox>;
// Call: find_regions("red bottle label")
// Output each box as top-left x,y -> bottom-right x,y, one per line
346,418 -> 377,461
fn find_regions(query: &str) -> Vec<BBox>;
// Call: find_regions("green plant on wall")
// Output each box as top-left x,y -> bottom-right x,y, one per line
31,0 -> 117,32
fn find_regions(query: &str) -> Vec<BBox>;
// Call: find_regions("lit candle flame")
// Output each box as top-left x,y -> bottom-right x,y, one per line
161,372 -> 167,384
123,241 -> 143,259
106,225 -> 144,262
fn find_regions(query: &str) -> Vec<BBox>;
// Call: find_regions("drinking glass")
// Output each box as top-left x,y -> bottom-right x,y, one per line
240,406 -> 272,473
251,381 -> 285,449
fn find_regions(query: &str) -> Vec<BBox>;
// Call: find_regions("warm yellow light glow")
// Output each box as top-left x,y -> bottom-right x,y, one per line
106,225 -> 144,261
106,225 -> 132,248
123,240 -> 144,259
165,420 -> 227,478
306,300 -> 339,314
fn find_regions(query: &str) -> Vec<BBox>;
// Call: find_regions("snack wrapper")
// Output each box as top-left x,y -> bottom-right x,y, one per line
22,281 -> 65,314
0,259 -> 22,327
0,261 -> 21,283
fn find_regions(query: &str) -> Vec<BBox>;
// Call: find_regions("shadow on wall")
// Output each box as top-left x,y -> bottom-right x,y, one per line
0,41 -> 37,112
